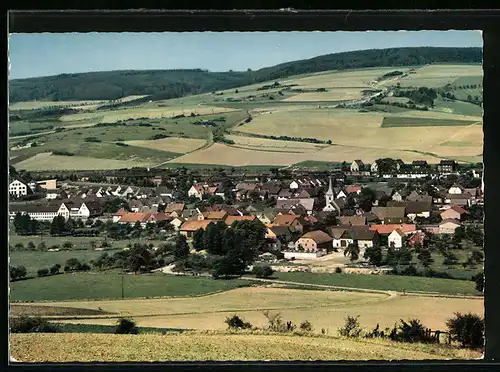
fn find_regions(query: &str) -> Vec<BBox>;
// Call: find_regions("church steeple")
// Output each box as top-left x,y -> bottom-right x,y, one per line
326,176 -> 334,204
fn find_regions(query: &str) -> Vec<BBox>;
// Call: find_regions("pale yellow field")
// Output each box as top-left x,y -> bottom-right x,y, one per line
59,106 -> 237,123
30,287 -> 484,333
283,89 -> 363,102
10,333 -> 480,362
15,152 -> 151,171
167,143 -> 305,166
236,109 -> 483,159
124,137 -> 207,153
226,135 -> 326,153
397,64 -> 483,87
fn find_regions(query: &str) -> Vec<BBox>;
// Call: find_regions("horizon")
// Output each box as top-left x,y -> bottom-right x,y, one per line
9,31 -> 482,80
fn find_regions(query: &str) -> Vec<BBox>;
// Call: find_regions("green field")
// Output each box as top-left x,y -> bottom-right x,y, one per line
274,272 -> 478,296
9,272 -> 253,302
381,116 -> 478,128
433,98 -> 483,117
9,250 -> 119,276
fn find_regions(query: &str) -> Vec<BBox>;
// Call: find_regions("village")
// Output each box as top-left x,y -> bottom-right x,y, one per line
8,158 -> 484,275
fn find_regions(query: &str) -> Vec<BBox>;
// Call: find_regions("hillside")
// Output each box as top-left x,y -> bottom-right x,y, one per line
9,47 -> 482,103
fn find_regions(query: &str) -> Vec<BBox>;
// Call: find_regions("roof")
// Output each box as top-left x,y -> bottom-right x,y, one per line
205,211 -> 227,220
439,218 -> 461,226
235,182 -> 258,191
299,230 -> 333,244
149,212 -> 170,221
274,214 -> 299,226
276,198 -> 315,211
371,206 -> 406,220
346,185 -> 362,194
118,212 -> 152,223
449,205 -> 468,214
339,215 -> 366,226
180,220 -> 214,231
225,215 -> 257,225
129,199 -> 144,208
345,226 -> 377,240
10,203 -> 61,213
387,201 -> 432,214
389,228 -> 406,237
268,225 -> 291,236
326,227 -> 347,239
353,160 -> 364,166
369,224 -> 416,235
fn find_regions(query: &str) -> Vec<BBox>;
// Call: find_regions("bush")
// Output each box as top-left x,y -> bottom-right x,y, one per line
10,316 -> 60,333
391,318 -> 434,343
365,323 -> 384,339
115,318 -> 139,334
338,315 -> 363,338
335,267 -> 342,274
252,264 -> 274,278
299,320 -> 313,332
10,265 -> 27,281
50,264 -> 61,275
446,312 -> 484,349
224,315 -> 253,330
37,268 -> 50,277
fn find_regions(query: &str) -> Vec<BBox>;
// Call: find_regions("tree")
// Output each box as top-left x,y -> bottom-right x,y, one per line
174,234 -> 190,260
115,318 -> 139,334
50,215 -> 66,236
62,241 -> 73,249
446,313 -> 484,349
192,228 -> 205,251
398,246 -> 413,266
252,264 -> 274,278
472,272 -> 484,293
357,187 -> 376,212
10,265 -> 27,281
27,241 -> 36,251
417,249 -> 434,268
386,244 -> 399,268
50,264 -> 61,275
344,242 -> 360,262
37,268 -> 50,277
13,212 -> 23,234
378,195 -> 392,207
364,245 -> 383,266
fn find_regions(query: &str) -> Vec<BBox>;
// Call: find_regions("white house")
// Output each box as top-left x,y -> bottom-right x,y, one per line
336,190 -> 347,199
370,162 -> 378,173
169,217 -> 185,231
188,185 -> 205,200
350,160 -> 365,172
388,229 -> 405,248
448,184 -> 464,195
391,191 -> 403,202
9,180 -> 28,197
289,181 -> 300,190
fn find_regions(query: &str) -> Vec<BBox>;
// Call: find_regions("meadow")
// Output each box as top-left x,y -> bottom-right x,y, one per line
10,332 -> 480,362
124,137 -> 207,153
9,272 -> 252,302
381,116 -> 478,128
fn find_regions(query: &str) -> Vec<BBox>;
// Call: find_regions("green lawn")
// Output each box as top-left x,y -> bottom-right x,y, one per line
9,250 -> 118,276
274,272 -> 478,296
433,98 -> 483,117
381,116 -> 477,128
10,272 -> 253,302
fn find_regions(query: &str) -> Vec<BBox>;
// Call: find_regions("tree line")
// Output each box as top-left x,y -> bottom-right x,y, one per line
10,47 -> 481,102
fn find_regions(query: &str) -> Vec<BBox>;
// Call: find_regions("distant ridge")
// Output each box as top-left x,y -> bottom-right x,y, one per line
9,47 -> 482,103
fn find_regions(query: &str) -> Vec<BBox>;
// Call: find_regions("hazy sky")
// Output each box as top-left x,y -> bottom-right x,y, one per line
9,31 -> 482,79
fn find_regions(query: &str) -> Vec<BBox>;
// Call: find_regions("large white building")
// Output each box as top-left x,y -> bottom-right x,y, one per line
9,180 -> 28,197
9,202 -> 93,221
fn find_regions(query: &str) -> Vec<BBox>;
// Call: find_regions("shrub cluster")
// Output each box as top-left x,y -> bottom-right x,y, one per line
10,316 -> 60,333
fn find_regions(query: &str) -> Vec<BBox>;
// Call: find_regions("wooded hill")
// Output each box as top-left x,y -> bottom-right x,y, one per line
9,47 -> 482,103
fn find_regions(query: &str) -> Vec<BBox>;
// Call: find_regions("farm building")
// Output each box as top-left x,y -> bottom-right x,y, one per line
9,180 -> 29,197
439,219 -> 462,234
294,230 -> 333,254
440,205 -> 469,221
179,220 -> 214,238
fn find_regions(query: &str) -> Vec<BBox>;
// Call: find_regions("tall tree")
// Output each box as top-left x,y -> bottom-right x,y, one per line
344,242 -> 360,262
174,234 -> 190,260
364,245 -> 383,266
192,228 -> 205,251
417,249 -> 434,268
50,215 -> 66,236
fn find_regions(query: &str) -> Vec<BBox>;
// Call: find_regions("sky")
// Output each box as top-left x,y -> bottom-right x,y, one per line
9,31 -> 482,80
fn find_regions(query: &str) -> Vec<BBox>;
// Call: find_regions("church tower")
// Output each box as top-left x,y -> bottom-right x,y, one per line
325,176 -> 334,205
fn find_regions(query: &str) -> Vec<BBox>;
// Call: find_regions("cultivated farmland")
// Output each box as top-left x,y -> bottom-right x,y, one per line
124,137 -> 207,153
10,332 -> 480,362
14,153 -> 152,171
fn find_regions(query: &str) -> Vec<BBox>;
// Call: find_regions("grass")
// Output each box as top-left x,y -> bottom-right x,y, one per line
10,332 -> 481,361
10,304 -> 113,317
273,272 -> 478,296
381,116 -> 478,128
9,249 -> 122,276
9,272 -> 253,302
433,98 -> 483,117
124,137 -> 207,153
